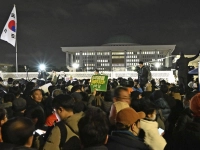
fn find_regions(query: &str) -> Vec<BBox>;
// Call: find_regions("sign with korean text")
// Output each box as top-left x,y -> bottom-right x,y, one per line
90,75 -> 108,92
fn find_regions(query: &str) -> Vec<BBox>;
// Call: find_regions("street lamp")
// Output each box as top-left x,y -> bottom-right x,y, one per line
72,63 -> 79,72
155,62 -> 160,71
39,64 -> 46,71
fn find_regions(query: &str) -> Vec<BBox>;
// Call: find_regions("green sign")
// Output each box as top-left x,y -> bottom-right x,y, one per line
90,75 -> 108,92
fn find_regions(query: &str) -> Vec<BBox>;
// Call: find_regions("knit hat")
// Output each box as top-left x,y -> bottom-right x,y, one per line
116,107 -> 145,126
12,97 -> 27,112
190,93 -> 200,117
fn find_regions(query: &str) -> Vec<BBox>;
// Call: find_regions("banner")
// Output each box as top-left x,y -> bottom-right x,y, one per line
90,75 -> 108,92
1,6 -> 17,47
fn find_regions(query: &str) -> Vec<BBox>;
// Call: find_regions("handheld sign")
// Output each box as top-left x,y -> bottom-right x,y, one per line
90,75 -> 108,92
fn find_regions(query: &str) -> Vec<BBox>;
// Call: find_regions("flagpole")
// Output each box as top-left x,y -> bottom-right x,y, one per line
15,4 -> 18,72
16,39 -> 18,72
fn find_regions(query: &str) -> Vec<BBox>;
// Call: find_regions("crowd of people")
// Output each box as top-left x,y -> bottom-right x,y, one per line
0,65 -> 199,150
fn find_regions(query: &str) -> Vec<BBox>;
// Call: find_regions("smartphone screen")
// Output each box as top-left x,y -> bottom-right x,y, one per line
158,128 -> 164,135
35,129 -> 46,135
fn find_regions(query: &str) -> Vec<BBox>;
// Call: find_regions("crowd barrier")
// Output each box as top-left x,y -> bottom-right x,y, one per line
0,71 -> 175,83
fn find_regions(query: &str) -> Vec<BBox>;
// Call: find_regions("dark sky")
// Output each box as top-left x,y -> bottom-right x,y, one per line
0,0 -> 200,67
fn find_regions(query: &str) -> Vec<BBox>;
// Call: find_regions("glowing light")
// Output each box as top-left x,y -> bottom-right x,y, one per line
39,64 -> 46,71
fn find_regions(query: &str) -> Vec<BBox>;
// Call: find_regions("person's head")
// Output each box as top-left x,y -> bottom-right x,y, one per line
0,108 -> 7,126
71,92 -> 83,102
160,84 -> 168,94
25,82 -> 35,90
9,86 -> 21,97
31,89 -> 43,103
52,89 -> 63,99
139,61 -> 144,68
3,93 -> 15,103
48,85 -> 57,96
152,90 -> 163,100
78,107 -> 109,148
69,75 -> 73,80
116,107 -> 145,136
1,117 -> 35,147
131,91 -> 142,101
113,87 -> 131,105
12,97 -> 27,112
190,93 -> 200,117
52,94 -> 75,120
94,69 -> 99,75
183,92 -> 197,108
71,85 -> 81,93
179,51 -> 184,57
140,102 -> 157,121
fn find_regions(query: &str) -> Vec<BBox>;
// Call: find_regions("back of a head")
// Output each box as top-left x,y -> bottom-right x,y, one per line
71,85 -> 81,93
78,107 -> 109,148
48,85 -> 57,96
52,94 -> 74,110
52,89 -> 63,99
4,93 -> 15,103
1,117 -> 35,146
190,93 -> 200,117
152,90 -> 163,101
160,85 -> 168,94
9,86 -> 21,97
113,87 -> 128,99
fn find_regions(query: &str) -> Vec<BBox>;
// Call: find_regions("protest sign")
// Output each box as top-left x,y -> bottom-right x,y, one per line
90,75 -> 108,92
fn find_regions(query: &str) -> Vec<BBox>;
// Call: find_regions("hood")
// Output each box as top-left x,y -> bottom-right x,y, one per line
140,119 -> 158,131
65,111 -> 84,134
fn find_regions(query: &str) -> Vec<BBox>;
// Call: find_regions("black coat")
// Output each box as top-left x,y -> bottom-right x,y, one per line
166,117 -> 200,150
175,52 -> 199,77
0,143 -> 36,150
106,131 -> 149,150
138,66 -> 148,85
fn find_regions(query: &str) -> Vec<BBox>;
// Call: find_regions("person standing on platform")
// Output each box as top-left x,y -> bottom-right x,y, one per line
175,51 -> 200,93
137,61 -> 149,91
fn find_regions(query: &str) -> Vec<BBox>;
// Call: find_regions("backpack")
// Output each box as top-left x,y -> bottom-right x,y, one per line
34,121 -> 81,150
145,66 -> 152,81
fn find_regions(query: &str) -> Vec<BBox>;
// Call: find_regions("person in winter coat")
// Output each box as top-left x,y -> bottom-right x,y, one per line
140,102 -> 166,150
106,107 -> 149,150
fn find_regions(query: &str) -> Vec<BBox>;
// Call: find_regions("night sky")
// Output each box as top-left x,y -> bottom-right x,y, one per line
0,0 -> 200,68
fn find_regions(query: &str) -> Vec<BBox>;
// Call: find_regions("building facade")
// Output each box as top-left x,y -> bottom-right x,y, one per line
61,36 -> 176,71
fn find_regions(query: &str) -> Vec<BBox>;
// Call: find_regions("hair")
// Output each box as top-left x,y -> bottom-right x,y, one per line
139,61 -> 143,64
152,90 -> 163,100
160,84 -> 168,94
25,82 -> 35,91
140,102 -> 157,117
104,91 -> 112,102
9,86 -> 21,97
185,92 -> 197,101
0,108 -> 7,123
48,85 -> 57,96
30,89 -> 42,96
4,93 -> 15,103
52,94 -> 74,111
71,85 -> 81,93
52,89 -> 63,98
78,107 -> 109,148
1,117 -> 35,146
95,69 -> 99,73
113,87 -> 128,99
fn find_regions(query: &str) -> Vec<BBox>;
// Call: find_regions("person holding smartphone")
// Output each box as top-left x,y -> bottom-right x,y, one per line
140,102 -> 167,150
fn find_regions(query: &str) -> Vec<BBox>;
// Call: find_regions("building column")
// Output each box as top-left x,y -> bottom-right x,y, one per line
70,53 -> 73,66
66,52 -> 69,67
109,50 -> 112,71
95,51 -> 97,69
124,50 -> 127,70
80,51 -> 83,69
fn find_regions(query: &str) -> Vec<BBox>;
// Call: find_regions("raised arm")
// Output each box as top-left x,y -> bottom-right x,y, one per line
188,51 -> 200,61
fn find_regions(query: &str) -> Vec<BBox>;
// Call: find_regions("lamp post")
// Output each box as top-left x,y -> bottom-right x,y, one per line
155,62 -> 160,71
72,63 -> 79,72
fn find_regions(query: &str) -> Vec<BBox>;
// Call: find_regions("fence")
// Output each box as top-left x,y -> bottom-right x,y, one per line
0,71 -> 175,83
